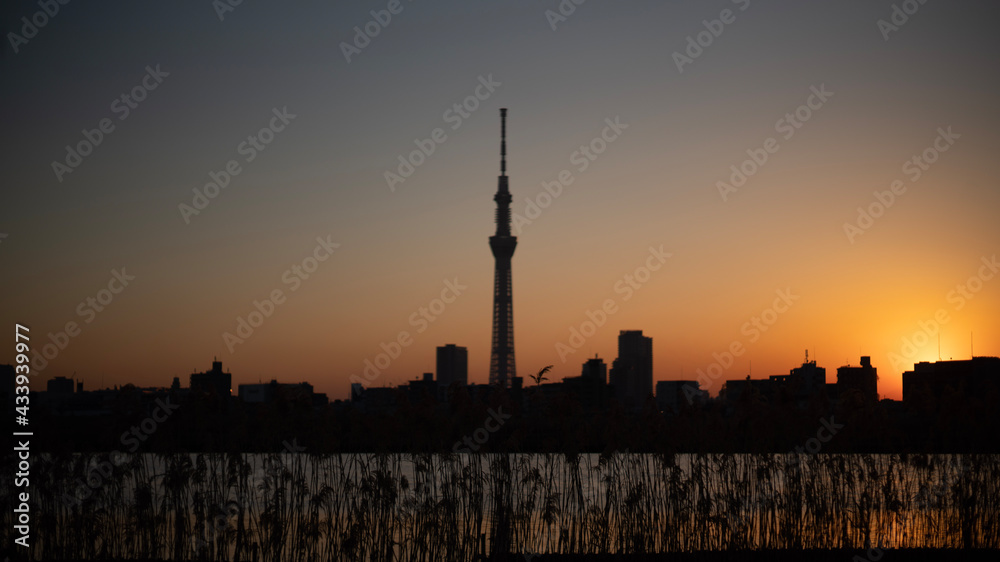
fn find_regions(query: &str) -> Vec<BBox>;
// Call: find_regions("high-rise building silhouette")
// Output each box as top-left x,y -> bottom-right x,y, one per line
437,344 -> 468,387
610,330 -> 653,410
489,108 -> 517,387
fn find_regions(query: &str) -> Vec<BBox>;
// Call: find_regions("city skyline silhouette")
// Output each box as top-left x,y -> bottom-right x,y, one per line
3,2 -> 1000,559
2,0 -> 999,404
8,102 -> 997,405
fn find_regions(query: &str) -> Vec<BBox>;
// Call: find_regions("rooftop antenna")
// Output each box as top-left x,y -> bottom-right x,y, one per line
971,331 -> 973,358
938,333 -> 941,361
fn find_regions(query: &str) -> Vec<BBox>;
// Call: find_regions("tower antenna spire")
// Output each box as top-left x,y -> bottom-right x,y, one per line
489,108 -> 517,387
500,108 -> 507,176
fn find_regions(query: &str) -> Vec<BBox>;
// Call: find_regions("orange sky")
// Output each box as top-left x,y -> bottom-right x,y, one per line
2,0 -> 999,402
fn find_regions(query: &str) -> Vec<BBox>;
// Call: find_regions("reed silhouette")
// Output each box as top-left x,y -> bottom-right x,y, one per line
3,451 -> 997,559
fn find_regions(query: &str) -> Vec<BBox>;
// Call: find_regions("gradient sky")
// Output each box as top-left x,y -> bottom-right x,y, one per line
2,0 -> 999,401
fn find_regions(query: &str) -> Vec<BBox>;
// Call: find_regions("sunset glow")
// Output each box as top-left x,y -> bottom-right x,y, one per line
2,0 -> 998,403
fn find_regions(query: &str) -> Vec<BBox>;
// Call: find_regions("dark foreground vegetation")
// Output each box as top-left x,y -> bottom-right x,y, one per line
492,550 -> 1000,561
1,452 -> 997,560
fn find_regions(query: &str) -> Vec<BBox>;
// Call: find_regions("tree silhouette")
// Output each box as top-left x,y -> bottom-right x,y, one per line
530,365 -> 553,386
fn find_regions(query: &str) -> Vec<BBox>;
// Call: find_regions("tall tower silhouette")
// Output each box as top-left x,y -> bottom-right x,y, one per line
489,108 -> 516,388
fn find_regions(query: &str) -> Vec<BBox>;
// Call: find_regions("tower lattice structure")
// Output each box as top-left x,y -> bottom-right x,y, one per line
489,108 -> 517,387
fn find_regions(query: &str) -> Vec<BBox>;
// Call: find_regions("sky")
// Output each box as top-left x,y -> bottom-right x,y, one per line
2,0 -> 999,401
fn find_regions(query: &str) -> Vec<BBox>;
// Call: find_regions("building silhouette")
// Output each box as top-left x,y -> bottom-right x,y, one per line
47,375 -> 75,394
610,330 -> 653,410
406,372 -> 439,404
722,376 -> 776,404
580,355 -> 607,385
532,356 -> 612,412
657,380 -> 707,413
238,380 -> 315,404
789,352 -> 826,396
903,356 -> 1000,407
489,108 -> 517,388
436,344 -> 468,387
190,359 -> 232,396
724,352 -> 830,406
837,356 -> 878,403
